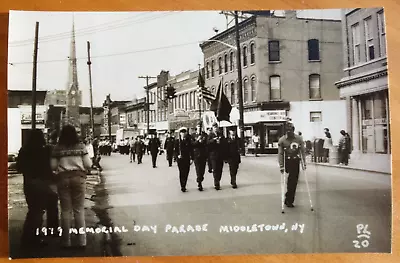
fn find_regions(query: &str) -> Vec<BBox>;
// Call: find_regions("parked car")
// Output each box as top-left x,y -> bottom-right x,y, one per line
8,153 -> 18,174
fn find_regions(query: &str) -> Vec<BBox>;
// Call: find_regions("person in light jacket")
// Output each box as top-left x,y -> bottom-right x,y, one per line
323,128 -> 333,163
51,125 -> 92,249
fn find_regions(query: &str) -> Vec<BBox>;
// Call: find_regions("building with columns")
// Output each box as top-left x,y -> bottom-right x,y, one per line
200,11 -> 346,153
335,8 -> 389,162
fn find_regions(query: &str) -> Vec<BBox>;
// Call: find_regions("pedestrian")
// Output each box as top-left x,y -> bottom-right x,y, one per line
278,121 -> 306,208
226,129 -> 241,189
50,125 -> 92,249
207,123 -> 227,190
252,133 -> 260,157
129,137 -> 136,163
16,129 -> 55,248
323,128 -> 333,163
339,130 -> 350,165
164,132 -> 175,167
206,128 -> 213,173
192,122 -> 208,191
149,133 -> 161,168
174,127 -> 194,192
135,137 -> 145,164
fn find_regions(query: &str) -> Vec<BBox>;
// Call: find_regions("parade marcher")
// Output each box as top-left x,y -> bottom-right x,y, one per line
129,137 -> 136,163
149,133 -> 161,168
164,132 -> 175,167
278,122 -> 306,208
135,137 -> 145,164
339,130 -> 351,165
206,128 -> 213,173
226,129 -> 241,189
207,123 -> 227,190
174,127 -> 194,192
192,122 -> 208,191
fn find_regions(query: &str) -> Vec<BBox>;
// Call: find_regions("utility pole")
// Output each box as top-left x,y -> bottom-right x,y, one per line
198,63 -> 203,131
31,22 -> 39,130
138,75 -> 157,135
87,41 -> 95,139
234,11 -> 245,156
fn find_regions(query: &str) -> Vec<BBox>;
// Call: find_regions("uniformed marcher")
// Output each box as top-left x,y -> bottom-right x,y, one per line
207,123 -> 227,190
164,132 -> 175,167
192,122 -> 208,191
149,134 -> 161,168
206,128 -> 213,173
278,121 -> 306,208
174,127 -> 194,192
135,137 -> 145,164
226,129 -> 241,189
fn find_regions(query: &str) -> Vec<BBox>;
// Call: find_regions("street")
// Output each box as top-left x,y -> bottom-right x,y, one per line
97,153 -> 392,256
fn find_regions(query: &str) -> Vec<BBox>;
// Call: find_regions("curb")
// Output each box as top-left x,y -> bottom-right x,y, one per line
310,162 -> 391,175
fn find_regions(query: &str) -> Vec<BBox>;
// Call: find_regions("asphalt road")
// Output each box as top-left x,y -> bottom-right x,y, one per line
98,153 -> 392,256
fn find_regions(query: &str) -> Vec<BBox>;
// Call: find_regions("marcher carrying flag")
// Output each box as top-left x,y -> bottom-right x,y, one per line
209,79 -> 232,122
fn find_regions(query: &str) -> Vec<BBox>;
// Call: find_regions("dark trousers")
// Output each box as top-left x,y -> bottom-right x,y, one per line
323,148 -> 330,162
229,161 -> 239,185
194,157 -> 207,184
255,143 -> 259,156
284,159 -> 300,205
178,159 -> 190,189
137,153 -> 143,164
130,149 -> 136,162
340,150 -> 349,165
166,151 -> 173,166
211,158 -> 224,187
46,190 -> 59,229
207,157 -> 213,172
151,151 -> 158,167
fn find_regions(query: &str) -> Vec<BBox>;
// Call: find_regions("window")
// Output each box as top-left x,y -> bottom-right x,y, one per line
310,111 -> 322,122
230,52 -> 234,71
243,78 -> 249,103
211,60 -> 215,77
218,57 -> 223,75
224,54 -> 228,73
230,82 -> 235,104
243,46 -> 248,67
351,23 -> 361,65
309,74 -> 321,99
364,17 -> 375,61
211,86 -> 216,95
206,62 -> 210,79
224,83 -> 228,97
251,76 -> 256,101
377,11 -> 386,57
250,42 -> 255,64
308,39 -> 320,61
269,75 -> 281,100
268,40 -> 280,62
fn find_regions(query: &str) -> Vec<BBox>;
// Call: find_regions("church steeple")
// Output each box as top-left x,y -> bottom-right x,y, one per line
68,17 -> 78,91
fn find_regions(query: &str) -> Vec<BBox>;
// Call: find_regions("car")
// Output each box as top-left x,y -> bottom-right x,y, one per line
8,153 -> 18,174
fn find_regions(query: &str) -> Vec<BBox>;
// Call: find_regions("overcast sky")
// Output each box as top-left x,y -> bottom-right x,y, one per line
8,9 -> 341,107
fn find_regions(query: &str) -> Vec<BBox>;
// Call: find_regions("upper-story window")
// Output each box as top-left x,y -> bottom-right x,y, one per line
224,83 -> 228,97
243,78 -> 249,103
229,51 -> 234,71
364,17 -> 375,61
377,11 -> 386,57
269,75 -> 281,100
251,75 -> 256,102
351,23 -> 361,65
230,82 -> 235,104
243,46 -> 248,67
268,40 -> 280,62
206,62 -> 210,79
218,57 -> 223,75
309,74 -> 321,100
250,42 -> 255,64
211,60 -> 215,77
224,54 -> 228,73
308,39 -> 320,61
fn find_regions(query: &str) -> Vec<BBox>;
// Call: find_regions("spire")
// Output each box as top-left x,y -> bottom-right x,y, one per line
68,16 -> 78,91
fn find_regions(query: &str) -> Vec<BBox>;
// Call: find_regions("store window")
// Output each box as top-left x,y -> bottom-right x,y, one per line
310,111 -> 322,122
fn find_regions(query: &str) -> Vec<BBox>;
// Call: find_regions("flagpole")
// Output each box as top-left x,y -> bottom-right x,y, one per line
218,76 -> 223,128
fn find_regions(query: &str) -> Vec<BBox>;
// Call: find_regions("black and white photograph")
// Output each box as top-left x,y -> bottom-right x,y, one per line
7,8 -> 391,259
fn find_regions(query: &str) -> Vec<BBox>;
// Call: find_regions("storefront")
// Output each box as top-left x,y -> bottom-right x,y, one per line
19,105 -> 47,150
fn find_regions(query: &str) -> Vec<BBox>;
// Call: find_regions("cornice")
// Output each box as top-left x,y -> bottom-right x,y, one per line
335,69 -> 388,88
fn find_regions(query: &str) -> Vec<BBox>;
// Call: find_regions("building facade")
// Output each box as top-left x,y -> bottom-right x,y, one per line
200,11 -> 346,153
335,8 -> 389,161
124,97 -> 146,136
44,89 -> 82,107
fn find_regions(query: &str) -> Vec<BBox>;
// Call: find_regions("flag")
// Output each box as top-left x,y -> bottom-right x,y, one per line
209,79 -> 232,122
197,86 -> 216,102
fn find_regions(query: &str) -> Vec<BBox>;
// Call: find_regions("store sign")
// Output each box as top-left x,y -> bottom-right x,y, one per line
19,106 -> 46,125
174,109 -> 189,118
119,114 -> 126,125
374,118 -> 387,125
244,110 -> 287,124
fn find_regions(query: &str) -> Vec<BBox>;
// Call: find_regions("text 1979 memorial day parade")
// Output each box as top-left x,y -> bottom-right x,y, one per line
7,8 -> 391,259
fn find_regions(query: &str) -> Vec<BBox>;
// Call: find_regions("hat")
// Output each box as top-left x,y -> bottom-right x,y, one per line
179,127 -> 188,133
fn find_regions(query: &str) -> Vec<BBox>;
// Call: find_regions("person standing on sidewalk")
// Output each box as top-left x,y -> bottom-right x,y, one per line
149,133 -> 161,168
16,129 -> 55,248
129,137 -> 136,163
252,133 -> 260,157
164,132 -> 175,167
51,125 -> 92,249
323,128 -> 333,163
174,127 -> 194,192
207,123 -> 227,190
135,137 -> 145,164
339,130 -> 351,165
226,129 -> 241,189
278,122 -> 306,208
192,122 -> 208,191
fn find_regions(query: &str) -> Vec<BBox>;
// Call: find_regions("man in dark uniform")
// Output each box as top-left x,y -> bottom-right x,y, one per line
164,132 -> 175,167
207,123 -> 227,190
174,127 -> 194,192
278,122 -> 306,208
135,137 -> 145,164
226,129 -> 241,189
149,133 -> 161,168
192,122 -> 208,191
206,128 -> 213,173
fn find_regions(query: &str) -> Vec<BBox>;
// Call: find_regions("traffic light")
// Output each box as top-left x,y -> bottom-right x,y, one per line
166,85 -> 176,99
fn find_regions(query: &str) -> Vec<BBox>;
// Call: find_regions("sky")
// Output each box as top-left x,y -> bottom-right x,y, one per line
8,9 -> 341,107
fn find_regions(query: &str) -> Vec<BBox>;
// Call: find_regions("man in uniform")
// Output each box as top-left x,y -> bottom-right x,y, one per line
191,122 -> 208,191
149,133 -> 161,168
226,129 -> 241,189
164,132 -> 175,167
278,121 -> 306,208
135,137 -> 145,164
206,128 -> 213,173
174,127 -> 194,192
207,123 -> 227,190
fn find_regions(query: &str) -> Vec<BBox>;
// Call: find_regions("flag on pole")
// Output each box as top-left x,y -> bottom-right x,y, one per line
197,69 -> 205,88
197,70 -> 215,102
209,79 -> 232,122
